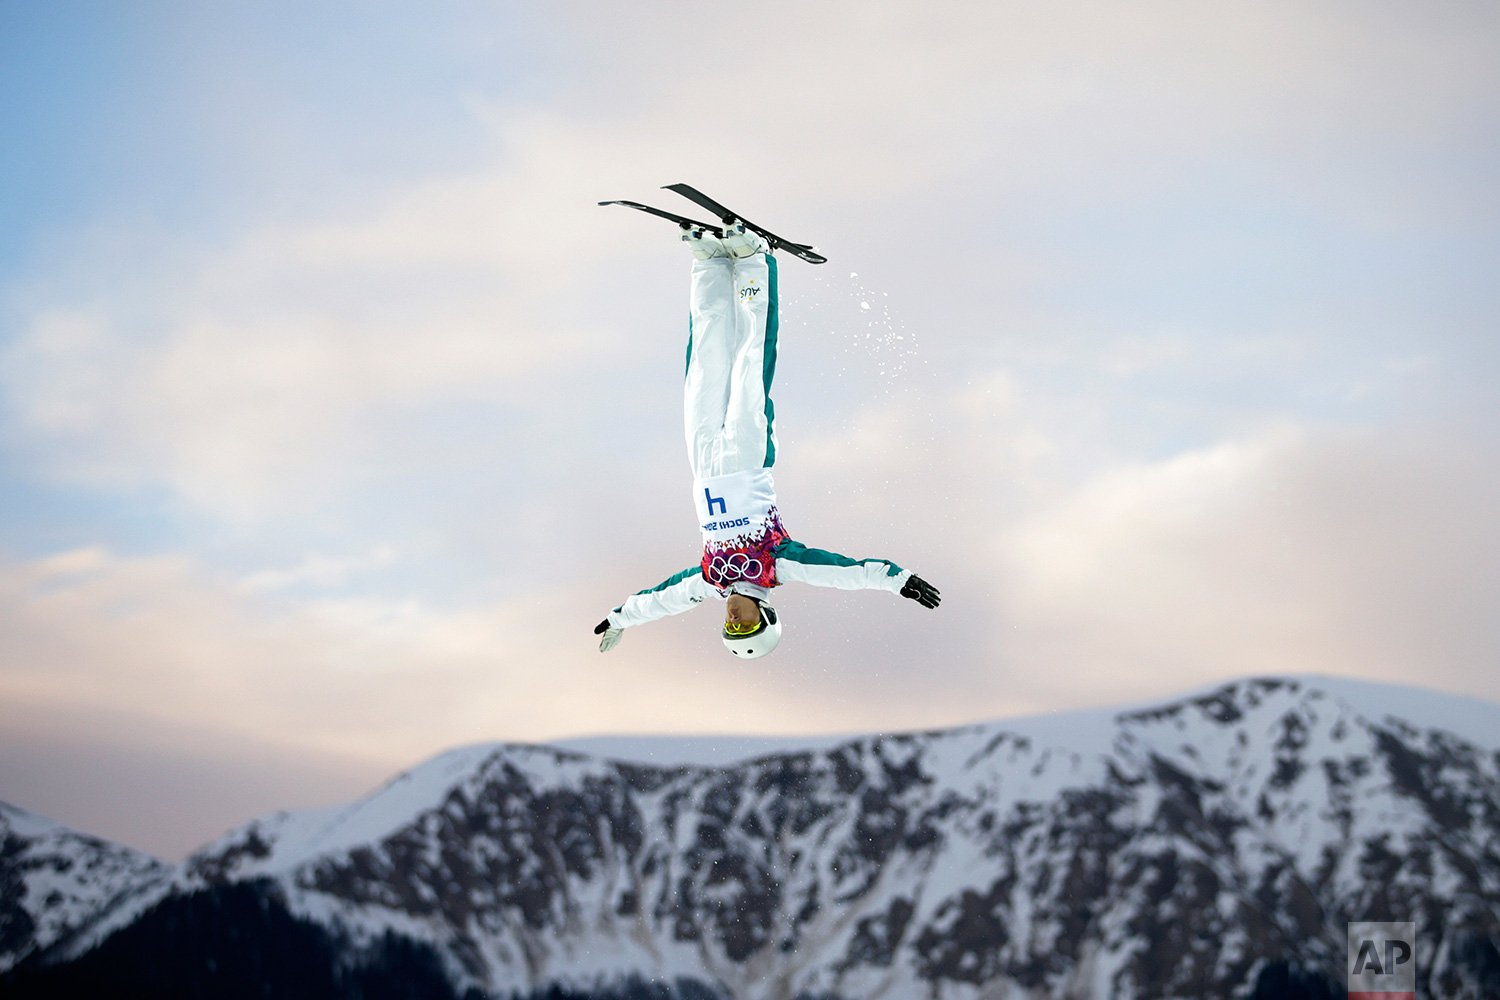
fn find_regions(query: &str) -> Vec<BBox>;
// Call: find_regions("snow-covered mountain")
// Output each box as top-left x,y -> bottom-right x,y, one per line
0,801 -> 169,972
4,675 -> 1499,999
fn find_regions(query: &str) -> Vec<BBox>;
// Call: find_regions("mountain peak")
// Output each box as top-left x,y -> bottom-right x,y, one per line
0,800 -> 169,974
6,674 -> 1500,999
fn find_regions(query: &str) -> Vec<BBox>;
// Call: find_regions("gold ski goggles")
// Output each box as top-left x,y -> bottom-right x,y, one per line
723,619 -> 764,638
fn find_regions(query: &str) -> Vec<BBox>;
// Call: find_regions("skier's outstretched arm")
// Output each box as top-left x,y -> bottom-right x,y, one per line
594,566 -> 713,652
772,540 -> 941,608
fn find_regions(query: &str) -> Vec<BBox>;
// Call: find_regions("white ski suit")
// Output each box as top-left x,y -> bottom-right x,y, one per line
607,250 -> 913,631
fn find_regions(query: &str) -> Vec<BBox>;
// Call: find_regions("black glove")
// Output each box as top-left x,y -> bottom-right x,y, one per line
594,619 -> 610,635
901,574 -> 941,608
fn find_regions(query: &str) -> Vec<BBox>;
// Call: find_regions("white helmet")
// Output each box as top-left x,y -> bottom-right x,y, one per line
722,603 -> 782,659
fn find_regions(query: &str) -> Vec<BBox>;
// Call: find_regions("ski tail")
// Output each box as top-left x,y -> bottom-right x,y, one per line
599,200 -> 727,237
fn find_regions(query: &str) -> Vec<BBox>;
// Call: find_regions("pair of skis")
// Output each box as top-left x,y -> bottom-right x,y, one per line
599,184 -> 827,265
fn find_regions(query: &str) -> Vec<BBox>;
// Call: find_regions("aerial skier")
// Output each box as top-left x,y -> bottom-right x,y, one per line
594,188 -> 941,659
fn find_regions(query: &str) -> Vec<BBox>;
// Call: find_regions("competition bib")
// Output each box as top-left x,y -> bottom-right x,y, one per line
693,468 -> 791,591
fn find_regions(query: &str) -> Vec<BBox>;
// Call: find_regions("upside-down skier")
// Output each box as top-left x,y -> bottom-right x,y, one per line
594,201 -> 941,659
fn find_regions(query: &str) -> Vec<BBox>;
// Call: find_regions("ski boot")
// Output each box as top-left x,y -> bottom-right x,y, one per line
720,219 -> 769,259
682,224 -> 727,260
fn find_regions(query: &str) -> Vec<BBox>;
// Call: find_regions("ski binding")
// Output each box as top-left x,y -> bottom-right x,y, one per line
663,183 -> 826,265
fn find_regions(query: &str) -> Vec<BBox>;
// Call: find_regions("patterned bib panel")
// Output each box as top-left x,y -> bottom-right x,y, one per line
701,508 -> 791,591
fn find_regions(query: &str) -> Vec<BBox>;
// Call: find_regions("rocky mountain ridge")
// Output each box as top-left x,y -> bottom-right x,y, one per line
4,675 -> 1499,998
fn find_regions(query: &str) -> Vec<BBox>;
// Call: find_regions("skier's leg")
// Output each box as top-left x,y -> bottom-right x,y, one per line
684,256 -> 739,479
722,251 -> 779,471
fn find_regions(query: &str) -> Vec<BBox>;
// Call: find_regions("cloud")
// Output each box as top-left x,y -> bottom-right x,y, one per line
548,1 -> 1500,204
771,365 -> 1500,718
237,546 -> 400,593
4,0 -> 1500,858
1,167 -> 608,519
8,0 -> 1496,524
0,541 -> 935,777
995,423 -> 1500,705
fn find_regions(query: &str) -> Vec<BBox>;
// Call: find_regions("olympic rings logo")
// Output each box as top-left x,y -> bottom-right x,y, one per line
708,552 -> 763,583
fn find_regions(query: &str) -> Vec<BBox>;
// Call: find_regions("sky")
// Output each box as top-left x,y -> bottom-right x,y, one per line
2,1 -> 1498,860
